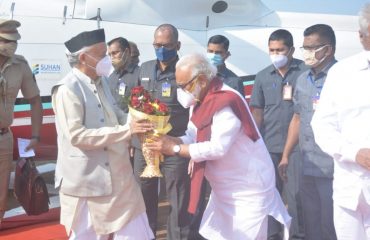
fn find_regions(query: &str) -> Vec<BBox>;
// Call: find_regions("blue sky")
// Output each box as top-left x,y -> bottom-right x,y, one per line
262,0 -> 369,15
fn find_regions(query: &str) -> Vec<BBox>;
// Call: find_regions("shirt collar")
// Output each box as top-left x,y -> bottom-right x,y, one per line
72,68 -> 101,85
308,59 -> 337,77
156,56 -> 178,72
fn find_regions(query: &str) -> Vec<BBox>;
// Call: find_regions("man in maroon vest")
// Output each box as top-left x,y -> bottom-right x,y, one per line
146,53 -> 291,239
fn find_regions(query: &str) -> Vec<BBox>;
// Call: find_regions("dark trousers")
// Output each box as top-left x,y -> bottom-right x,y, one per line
269,152 -> 305,240
188,179 -> 210,240
300,175 -> 337,240
134,148 -> 191,240
284,151 -> 305,240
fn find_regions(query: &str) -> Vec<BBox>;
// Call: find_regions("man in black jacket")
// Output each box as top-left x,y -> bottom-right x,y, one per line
132,23 -> 191,240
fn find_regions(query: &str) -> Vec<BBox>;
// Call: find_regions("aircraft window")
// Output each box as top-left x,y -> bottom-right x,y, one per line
212,1 -> 228,13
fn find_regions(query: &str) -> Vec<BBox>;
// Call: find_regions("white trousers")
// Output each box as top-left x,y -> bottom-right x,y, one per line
69,200 -> 154,240
334,192 -> 370,240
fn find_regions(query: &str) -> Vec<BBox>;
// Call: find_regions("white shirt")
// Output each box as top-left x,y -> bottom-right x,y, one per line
312,51 -> 370,211
180,85 -> 290,240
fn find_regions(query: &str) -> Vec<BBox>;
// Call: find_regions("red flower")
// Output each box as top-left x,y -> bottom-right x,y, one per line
158,103 -> 169,115
129,87 -> 170,116
143,102 -> 154,114
131,96 -> 141,108
131,86 -> 144,96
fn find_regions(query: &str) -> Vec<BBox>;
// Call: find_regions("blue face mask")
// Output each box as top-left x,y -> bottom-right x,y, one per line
155,46 -> 177,62
206,52 -> 224,66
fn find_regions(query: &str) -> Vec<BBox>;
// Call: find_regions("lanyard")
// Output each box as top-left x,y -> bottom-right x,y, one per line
307,73 -> 323,96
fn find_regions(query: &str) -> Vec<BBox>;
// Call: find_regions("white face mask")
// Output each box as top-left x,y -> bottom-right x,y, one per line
85,54 -> 113,77
302,45 -> 328,66
176,83 -> 201,108
95,55 -> 113,77
270,48 -> 291,69
270,54 -> 288,69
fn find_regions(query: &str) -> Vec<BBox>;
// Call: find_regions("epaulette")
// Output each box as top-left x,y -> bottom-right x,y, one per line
12,54 -> 28,64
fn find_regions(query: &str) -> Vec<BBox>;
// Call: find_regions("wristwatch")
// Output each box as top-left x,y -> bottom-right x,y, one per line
172,144 -> 181,156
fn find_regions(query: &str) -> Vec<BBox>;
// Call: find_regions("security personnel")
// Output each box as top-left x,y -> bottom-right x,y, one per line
206,35 -> 245,96
0,18 -> 42,223
107,37 -> 140,113
132,23 -> 191,239
250,29 -> 307,240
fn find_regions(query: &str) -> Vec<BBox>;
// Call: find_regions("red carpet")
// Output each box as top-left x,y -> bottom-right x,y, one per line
0,221 -> 67,240
0,208 -> 67,240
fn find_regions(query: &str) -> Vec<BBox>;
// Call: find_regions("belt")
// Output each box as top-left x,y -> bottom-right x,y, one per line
0,128 -> 9,135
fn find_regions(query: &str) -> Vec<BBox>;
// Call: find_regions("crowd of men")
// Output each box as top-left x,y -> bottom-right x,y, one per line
1,2 -> 370,240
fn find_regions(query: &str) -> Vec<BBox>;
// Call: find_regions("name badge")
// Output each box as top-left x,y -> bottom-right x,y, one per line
283,83 -> 292,100
141,77 -> 150,82
162,82 -> 171,97
118,82 -> 126,96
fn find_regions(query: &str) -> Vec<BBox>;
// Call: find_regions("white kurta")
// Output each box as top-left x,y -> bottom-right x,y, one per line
311,51 -> 370,211
52,68 -> 151,237
180,85 -> 291,240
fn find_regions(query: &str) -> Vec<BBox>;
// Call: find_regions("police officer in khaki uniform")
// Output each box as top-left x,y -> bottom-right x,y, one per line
0,18 -> 42,223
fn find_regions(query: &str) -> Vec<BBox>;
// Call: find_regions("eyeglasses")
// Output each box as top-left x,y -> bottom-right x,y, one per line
153,42 -> 176,49
177,75 -> 199,90
300,44 -> 328,51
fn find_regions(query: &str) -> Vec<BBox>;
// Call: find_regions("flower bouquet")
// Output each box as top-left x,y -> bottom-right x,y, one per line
128,86 -> 172,178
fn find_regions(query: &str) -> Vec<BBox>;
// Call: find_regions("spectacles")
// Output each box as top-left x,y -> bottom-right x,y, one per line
177,75 -> 199,90
153,42 -> 176,49
300,44 -> 328,51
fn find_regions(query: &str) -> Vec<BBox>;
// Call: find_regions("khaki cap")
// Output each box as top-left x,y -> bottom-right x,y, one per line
0,18 -> 21,41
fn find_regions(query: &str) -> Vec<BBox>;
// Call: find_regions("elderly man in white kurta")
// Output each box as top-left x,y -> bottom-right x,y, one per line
146,53 -> 291,240
311,4 -> 370,239
52,29 -> 154,239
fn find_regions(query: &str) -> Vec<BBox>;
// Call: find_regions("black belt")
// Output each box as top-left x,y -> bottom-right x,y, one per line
0,128 -> 9,135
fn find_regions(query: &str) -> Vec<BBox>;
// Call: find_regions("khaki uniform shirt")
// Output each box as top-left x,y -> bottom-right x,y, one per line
0,55 -> 39,128
52,68 -> 145,235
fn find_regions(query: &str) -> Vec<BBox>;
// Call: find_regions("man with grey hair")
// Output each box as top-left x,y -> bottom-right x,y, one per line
146,53 -> 291,240
52,29 -> 154,239
312,3 -> 370,239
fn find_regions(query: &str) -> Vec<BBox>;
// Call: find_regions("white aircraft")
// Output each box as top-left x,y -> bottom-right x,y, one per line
0,0 -> 367,231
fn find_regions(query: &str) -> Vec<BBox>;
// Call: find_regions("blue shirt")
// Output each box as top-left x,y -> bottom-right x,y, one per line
293,60 -> 337,178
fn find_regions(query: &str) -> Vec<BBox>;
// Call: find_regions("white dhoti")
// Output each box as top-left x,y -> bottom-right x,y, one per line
69,199 -> 154,240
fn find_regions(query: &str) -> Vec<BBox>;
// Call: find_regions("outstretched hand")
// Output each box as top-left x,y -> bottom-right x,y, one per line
130,119 -> 154,135
145,135 -> 176,156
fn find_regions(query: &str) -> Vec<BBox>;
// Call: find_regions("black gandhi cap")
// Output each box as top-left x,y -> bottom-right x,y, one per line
65,29 -> 105,53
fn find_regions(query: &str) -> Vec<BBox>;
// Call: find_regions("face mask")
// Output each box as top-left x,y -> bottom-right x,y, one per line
270,48 -> 291,69
206,52 -> 224,66
176,83 -> 202,108
302,45 -> 327,66
85,54 -> 113,77
155,46 -> 177,62
0,42 -> 17,57
270,54 -> 288,69
111,49 -> 130,70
